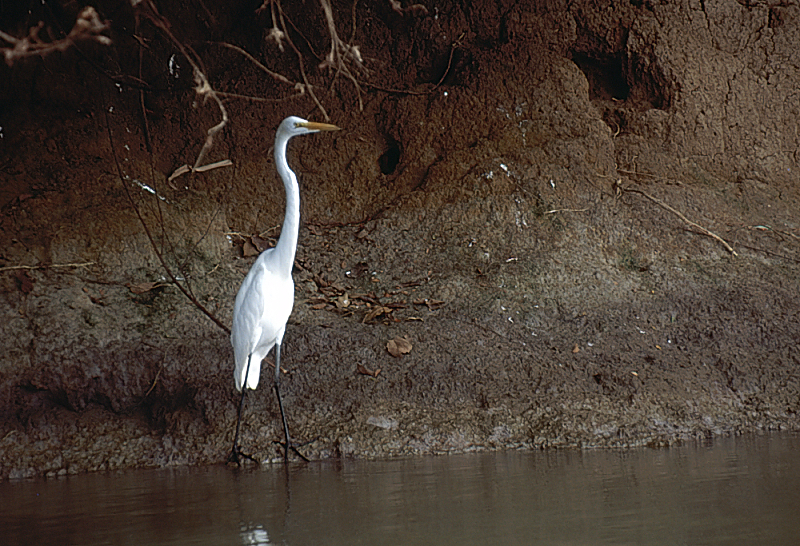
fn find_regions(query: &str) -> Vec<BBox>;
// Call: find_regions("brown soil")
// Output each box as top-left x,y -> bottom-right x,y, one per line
1,0 -> 799,479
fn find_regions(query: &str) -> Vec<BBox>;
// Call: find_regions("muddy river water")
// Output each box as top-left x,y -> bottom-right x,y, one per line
2,433 -> 798,545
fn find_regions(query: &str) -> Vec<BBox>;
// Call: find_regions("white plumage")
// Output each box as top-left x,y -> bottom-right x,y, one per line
231,251 -> 295,391
229,115 -> 340,463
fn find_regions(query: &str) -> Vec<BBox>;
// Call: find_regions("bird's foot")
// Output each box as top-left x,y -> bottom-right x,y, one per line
228,447 -> 259,466
273,437 -> 314,463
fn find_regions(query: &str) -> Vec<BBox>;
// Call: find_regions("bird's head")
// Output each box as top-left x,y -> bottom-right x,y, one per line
279,116 -> 340,139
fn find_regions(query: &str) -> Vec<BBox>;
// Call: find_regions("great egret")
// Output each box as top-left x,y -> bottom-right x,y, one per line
229,116 -> 340,464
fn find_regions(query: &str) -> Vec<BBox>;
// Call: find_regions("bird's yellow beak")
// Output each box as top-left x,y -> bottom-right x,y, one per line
297,121 -> 341,132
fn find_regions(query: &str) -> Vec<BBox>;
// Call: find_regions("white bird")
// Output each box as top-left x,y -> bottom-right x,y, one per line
229,116 -> 340,464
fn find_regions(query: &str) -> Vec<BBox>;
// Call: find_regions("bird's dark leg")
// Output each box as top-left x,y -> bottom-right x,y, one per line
273,343 -> 309,463
228,355 -> 257,465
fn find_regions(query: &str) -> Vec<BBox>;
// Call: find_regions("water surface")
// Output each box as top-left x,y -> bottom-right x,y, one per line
2,434 -> 798,545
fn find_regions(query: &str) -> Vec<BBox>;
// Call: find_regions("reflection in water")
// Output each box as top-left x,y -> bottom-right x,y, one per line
240,525 -> 269,545
1,434 -> 798,545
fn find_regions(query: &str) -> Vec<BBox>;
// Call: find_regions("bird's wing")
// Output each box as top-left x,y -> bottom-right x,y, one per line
231,251 -> 295,390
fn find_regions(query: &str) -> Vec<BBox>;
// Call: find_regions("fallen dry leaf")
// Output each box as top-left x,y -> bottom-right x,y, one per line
335,293 -> 351,309
572,344 -> 580,354
363,306 -> 392,323
357,363 -> 381,377
387,336 -> 412,357
242,239 -> 259,257
127,281 -> 158,294
250,235 -> 271,252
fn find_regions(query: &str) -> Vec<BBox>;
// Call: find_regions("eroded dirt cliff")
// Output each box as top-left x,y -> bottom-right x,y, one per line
1,0 -> 798,478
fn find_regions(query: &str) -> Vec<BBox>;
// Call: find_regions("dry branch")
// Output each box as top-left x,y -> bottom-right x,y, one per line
168,159 -> 233,183
134,0 -> 231,182
318,0 -> 364,110
257,0 -> 287,51
0,7 -> 110,66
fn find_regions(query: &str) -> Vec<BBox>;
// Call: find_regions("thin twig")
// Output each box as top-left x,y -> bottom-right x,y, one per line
213,42 -> 296,86
349,0 -> 360,43
129,10 -> 195,301
168,159 -> 232,182
0,262 -> 95,272
751,224 -> 800,242
544,208 -> 589,214
144,363 -> 163,398
623,186 -> 738,257
215,90 -> 304,103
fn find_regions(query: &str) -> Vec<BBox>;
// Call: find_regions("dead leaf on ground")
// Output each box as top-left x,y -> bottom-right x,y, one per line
357,363 -> 381,377
250,235 -> 271,252
335,293 -> 351,308
356,293 -> 381,305
363,306 -> 392,323
242,239 -> 259,257
572,344 -> 580,354
387,336 -> 412,357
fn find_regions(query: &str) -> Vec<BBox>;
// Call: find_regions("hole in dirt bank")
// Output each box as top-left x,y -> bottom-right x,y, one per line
570,49 -> 672,111
626,52 -> 673,110
378,137 -> 402,175
570,51 -> 630,102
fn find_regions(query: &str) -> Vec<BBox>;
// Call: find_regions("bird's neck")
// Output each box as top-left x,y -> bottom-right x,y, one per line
273,143 -> 300,278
